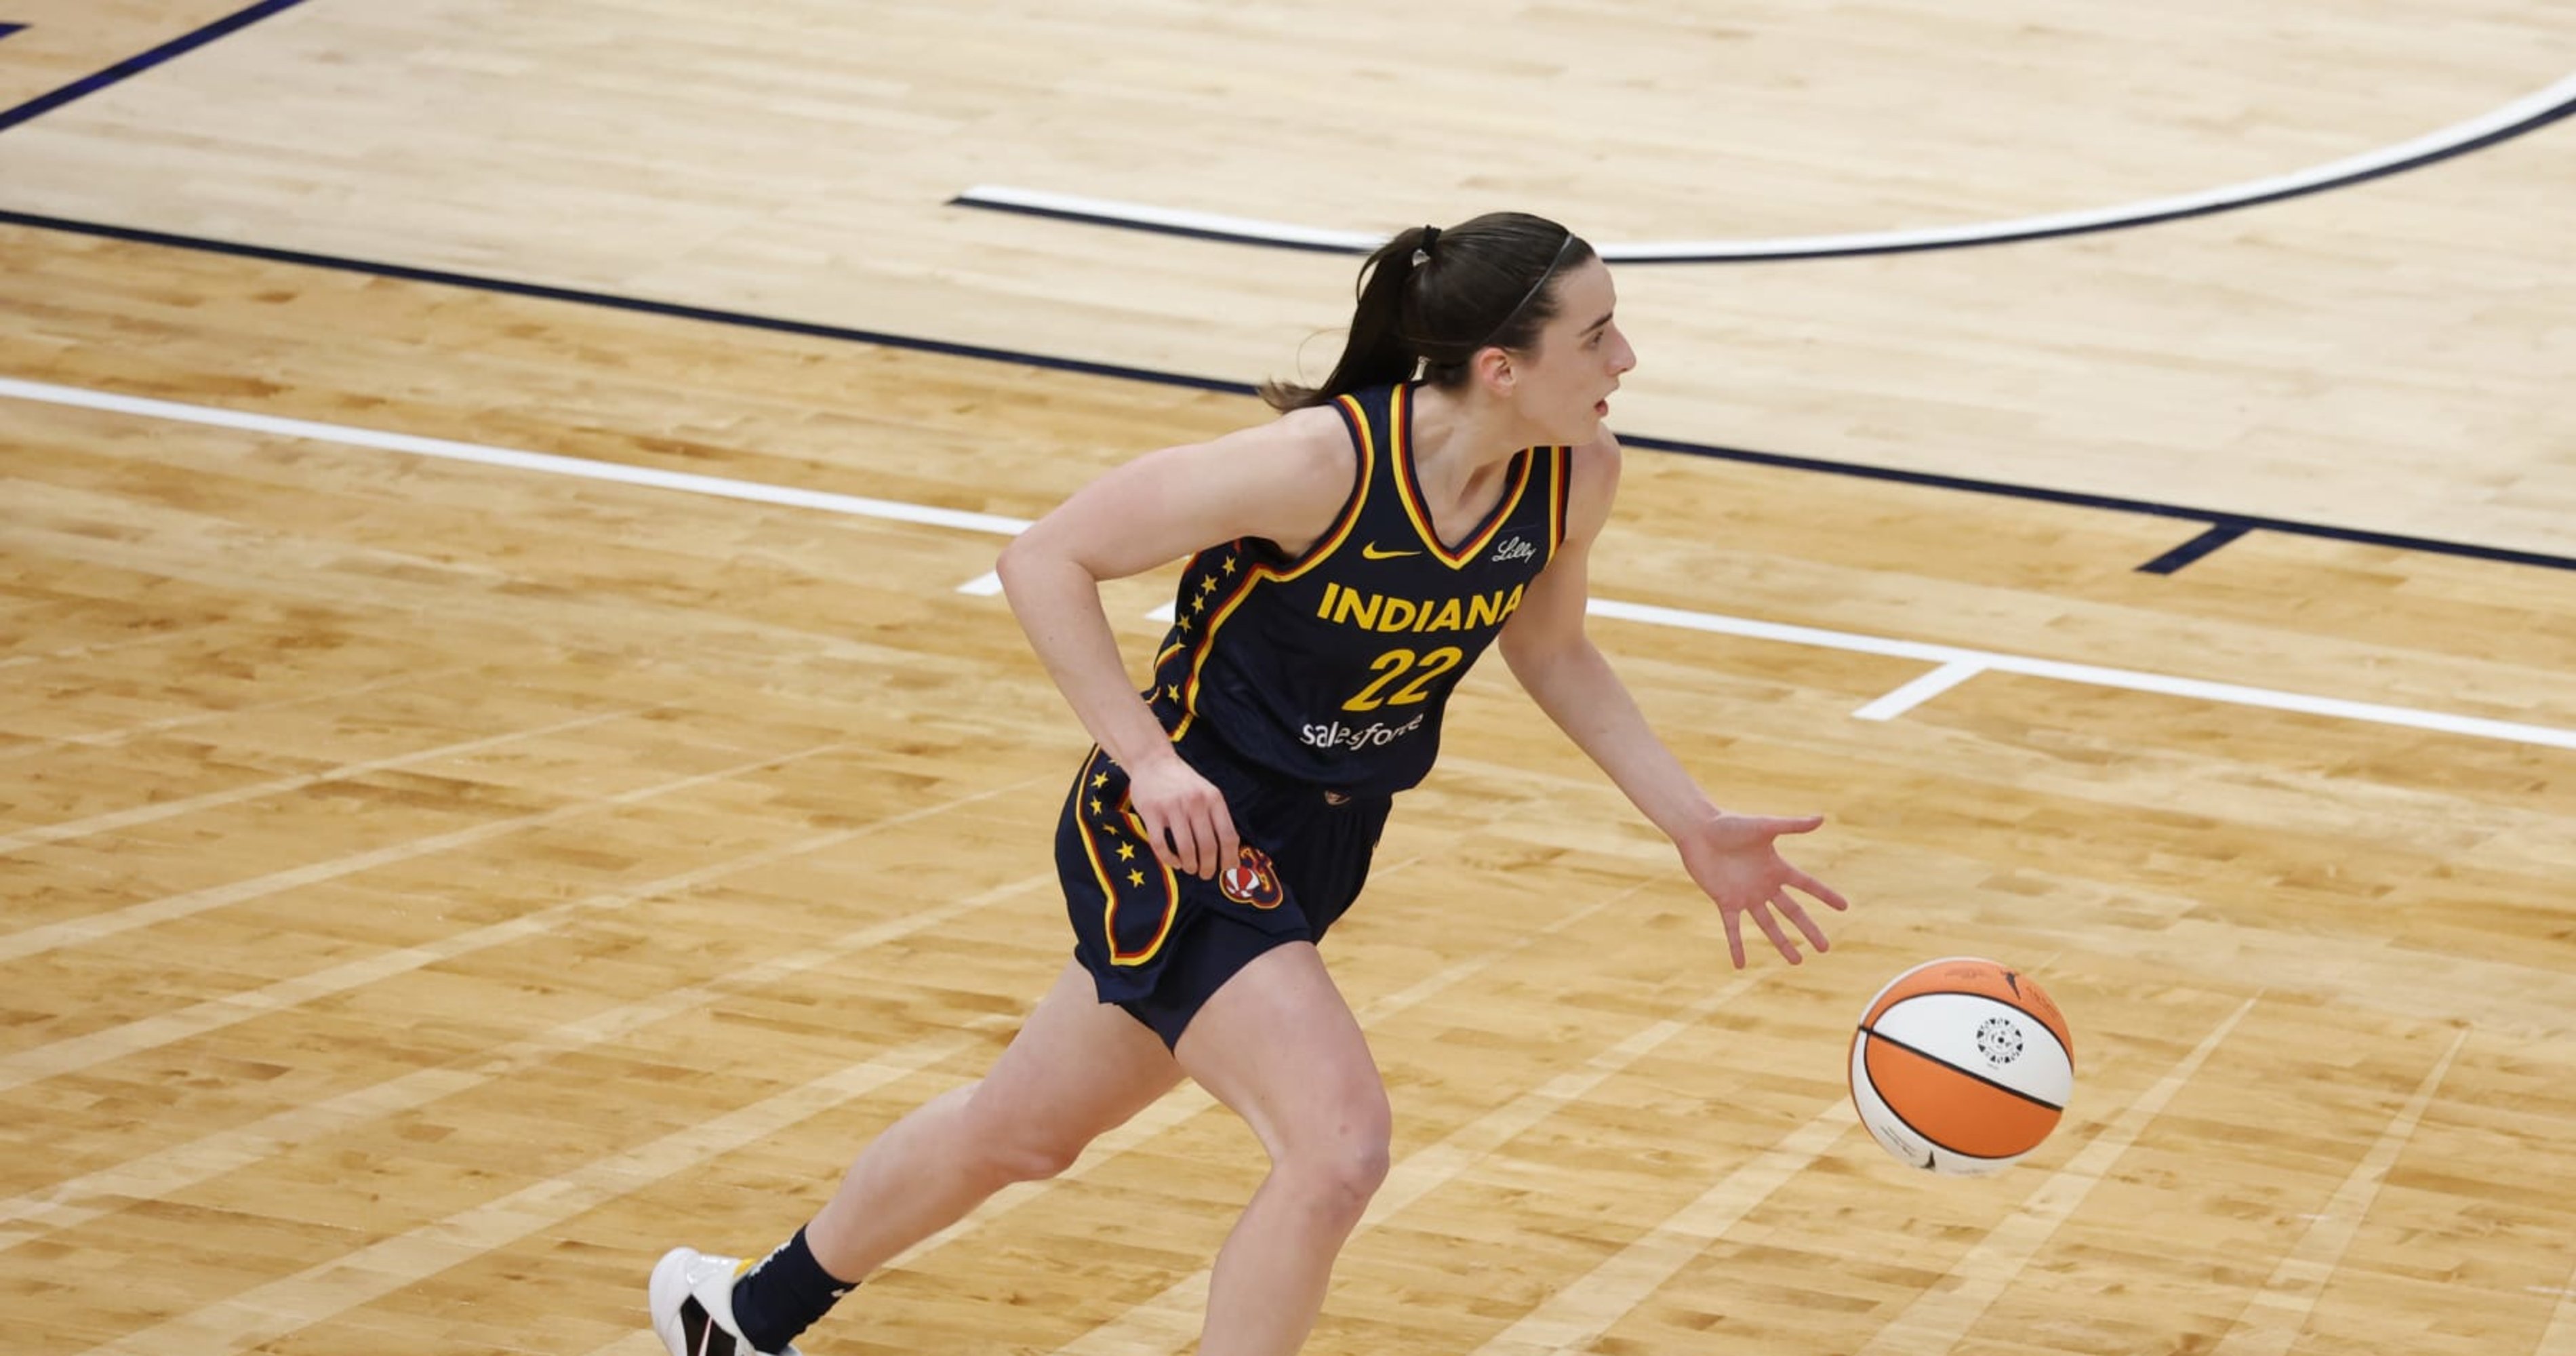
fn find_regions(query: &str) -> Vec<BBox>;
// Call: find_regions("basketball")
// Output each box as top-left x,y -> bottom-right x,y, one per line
1848,957 -> 2074,1176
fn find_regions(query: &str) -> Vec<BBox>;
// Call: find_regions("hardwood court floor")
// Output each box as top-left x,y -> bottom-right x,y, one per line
3,0 -> 2572,553
5,1 -> 2576,1353
5,220 -> 2576,1356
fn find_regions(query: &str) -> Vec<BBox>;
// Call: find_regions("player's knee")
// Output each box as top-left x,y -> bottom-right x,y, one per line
1282,1092 -> 1392,1219
957,1082 -> 1091,1184
984,1133 -> 1087,1184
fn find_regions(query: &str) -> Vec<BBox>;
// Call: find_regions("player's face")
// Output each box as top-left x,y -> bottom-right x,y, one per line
1514,258 -> 1635,443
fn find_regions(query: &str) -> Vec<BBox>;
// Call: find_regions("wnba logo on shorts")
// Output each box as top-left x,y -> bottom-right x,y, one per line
1220,846 -> 1285,909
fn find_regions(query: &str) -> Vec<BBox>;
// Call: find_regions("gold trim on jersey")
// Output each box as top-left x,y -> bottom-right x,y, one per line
1548,445 -> 1571,549
1388,383 -> 1535,570
1073,747 -> 1182,966
1168,404 -> 1375,740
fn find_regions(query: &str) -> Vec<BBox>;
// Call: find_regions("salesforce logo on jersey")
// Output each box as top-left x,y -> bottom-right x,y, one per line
1299,712 -> 1427,751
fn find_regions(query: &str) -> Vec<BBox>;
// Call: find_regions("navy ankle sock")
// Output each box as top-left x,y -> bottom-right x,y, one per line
728,1227 -> 856,1353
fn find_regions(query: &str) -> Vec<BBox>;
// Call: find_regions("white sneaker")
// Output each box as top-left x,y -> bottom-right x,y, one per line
649,1247 -> 805,1356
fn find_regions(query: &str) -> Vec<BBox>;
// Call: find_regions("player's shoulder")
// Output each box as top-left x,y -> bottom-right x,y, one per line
1552,430 -> 1624,546
1211,403 -> 1371,500
1565,429 -> 1624,489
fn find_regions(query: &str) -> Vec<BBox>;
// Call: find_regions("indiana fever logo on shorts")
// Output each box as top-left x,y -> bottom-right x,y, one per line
1219,845 -> 1285,909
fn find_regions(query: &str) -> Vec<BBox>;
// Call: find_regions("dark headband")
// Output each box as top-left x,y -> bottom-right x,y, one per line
1474,230 -> 1579,351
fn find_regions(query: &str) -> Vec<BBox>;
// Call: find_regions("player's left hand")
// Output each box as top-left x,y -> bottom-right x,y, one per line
1674,812 -> 1850,968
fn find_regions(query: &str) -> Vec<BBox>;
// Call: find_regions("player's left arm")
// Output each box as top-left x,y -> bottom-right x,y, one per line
1498,433 -> 1851,967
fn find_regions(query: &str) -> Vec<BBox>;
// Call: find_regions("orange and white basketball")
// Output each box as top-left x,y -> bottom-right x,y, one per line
1848,957 -> 2073,1176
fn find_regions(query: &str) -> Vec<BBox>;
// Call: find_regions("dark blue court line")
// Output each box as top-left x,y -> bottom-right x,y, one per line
2138,521 -> 2255,575
3,206 -> 2571,579
0,24 -> 28,42
949,89 -> 2576,263
0,0 -> 317,135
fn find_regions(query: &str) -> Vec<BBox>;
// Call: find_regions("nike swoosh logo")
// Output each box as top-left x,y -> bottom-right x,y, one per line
1360,542 -> 1421,559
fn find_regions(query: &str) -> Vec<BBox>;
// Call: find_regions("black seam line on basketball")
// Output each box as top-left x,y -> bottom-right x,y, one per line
948,93 -> 2576,263
1857,1053 -> 1992,1167
5,206 -> 2575,580
2137,520 -> 2255,575
1857,1024 -> 2065,1113
0,0 -> 319,136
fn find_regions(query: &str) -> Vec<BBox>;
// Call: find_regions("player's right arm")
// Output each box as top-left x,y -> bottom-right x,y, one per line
996,406 -> 1357,878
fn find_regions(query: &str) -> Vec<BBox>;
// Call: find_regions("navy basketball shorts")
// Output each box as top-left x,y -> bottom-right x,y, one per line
1057,732 -> 1392,1050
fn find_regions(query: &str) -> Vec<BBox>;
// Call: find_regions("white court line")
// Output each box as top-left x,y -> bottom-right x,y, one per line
1058,962 -> 1758,1356
1470,1098 -> 1853,1356
1856,997 -> 2259,1356
956,71 -> 2576,260
1586,599 -> 2576,751
957,570 -> 1006,595
2209,1026 -> 2468,1356
0,623 -> 221,673
2541,1275 -> 2576,1356
7,375 -> 2573,752
877,881 -> 1630,1269
0,739 -> 849,965
0,856 -> 1055,1253
0,705 -> 636,856
0,776 -> 1034,1096
73,1020 -> 1011,1356
0,663 -> 474,763
0,377 -> 1032,536
1853,659 -> 1986,721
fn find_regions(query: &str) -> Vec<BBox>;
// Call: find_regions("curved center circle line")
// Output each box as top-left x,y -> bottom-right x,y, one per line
954,68 -> 2576,262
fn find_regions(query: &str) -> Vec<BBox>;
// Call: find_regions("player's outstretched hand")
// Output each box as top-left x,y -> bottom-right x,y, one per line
1675,812 -> 1850,968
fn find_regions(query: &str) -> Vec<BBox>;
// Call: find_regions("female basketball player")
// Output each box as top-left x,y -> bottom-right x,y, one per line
651,211 -> 1850,1356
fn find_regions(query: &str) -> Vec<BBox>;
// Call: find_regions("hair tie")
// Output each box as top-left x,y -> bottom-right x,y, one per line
1409,224 -> 1441,267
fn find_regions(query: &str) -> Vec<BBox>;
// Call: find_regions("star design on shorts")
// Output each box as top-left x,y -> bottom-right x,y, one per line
1221,557 -> 1237,575
1177,616 -> 1191,632
1191,596 -> 1206,614
1165,684 -> 1181,700
1127,869 -> 1146,887
1200,576 -> 1217,595
1089,797 -> 1103,815
1116,841 -> 1135,861
1091,772 -> 1109,789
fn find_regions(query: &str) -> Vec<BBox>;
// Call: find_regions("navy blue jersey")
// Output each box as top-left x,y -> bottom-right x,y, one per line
1145,382 -> 1570,797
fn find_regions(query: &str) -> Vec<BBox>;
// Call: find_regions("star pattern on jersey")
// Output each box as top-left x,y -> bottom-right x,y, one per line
1091,771 -> 1110,789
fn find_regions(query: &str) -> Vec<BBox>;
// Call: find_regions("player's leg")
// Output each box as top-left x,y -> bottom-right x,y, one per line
652,958 -> 1181,1355
1173,940 -> 1392,1356
806,957 -> 1183,1271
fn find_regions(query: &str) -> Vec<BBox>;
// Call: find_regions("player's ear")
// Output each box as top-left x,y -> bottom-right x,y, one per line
1471,344 -> 1516,396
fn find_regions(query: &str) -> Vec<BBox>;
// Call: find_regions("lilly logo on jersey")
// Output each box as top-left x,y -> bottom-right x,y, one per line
1314,581 -> 1527,634
1489,536 -> 1536,564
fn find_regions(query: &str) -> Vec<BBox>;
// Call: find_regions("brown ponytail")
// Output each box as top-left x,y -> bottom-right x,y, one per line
1262,212 -> 1594,412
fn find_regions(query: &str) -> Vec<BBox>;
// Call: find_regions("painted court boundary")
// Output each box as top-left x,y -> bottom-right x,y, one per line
1,210 -> 2571,579
6,375 -> 2571,754
0,0 -> 319,134
953,71 -> 2576,261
